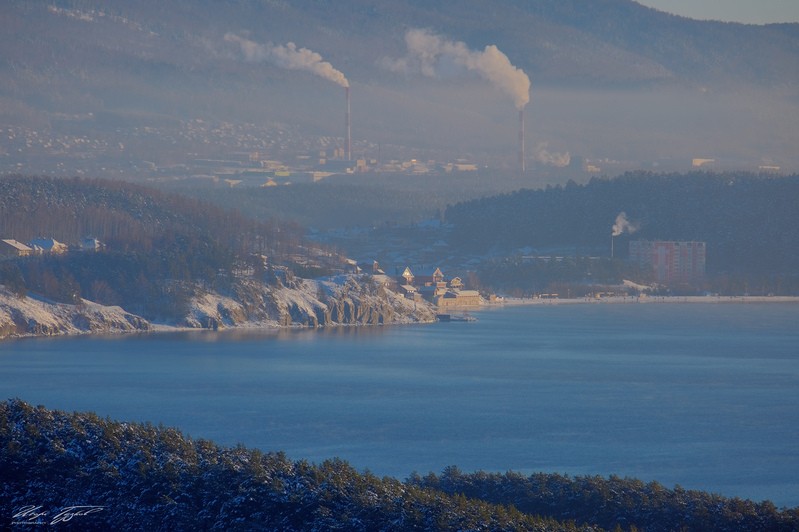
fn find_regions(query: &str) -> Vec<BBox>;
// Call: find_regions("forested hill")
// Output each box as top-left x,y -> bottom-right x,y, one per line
0,174 -> 296,256
0,175 -> 317,320
3,399 -> 797,531
445,172 -> 799,276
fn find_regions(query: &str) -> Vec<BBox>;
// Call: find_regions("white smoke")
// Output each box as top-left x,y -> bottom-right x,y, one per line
384,28 -> 530,109
534,142 -> 571,167
612,212 -> 638,236
225,33 -> 349,88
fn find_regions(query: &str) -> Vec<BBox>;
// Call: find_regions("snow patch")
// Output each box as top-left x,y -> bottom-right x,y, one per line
0,286 -> 150,338
1,273 -> 437,340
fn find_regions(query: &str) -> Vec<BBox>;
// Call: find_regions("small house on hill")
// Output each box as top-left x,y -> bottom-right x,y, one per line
1,239 -> 33,257
400,267 -> 415,286
79,237 -> 104,252
400,267 -> 444,287
28,237 -> 68,254
415,267 -> 445,286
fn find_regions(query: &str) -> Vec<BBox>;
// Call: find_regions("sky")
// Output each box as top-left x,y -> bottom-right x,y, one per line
635,0 -> 799,24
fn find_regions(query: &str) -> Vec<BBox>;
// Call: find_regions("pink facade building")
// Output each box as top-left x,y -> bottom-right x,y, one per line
629,240 -> 706,285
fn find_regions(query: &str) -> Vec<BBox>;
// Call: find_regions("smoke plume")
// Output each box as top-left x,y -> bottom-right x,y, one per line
612,212 -> 638,236
225,33 -> 348,88
534,142 -> 571,167
385,28 -> 530,109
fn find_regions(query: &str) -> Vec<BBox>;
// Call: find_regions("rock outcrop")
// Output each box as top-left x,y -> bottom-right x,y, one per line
0,274 -> 437,339
184,275 -> 437,330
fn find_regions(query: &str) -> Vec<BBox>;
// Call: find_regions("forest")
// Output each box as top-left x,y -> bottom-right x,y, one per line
445,172 -> 799,294
0,175 -> 327,320
2,399 -> 797,531
3,172 -> 798,313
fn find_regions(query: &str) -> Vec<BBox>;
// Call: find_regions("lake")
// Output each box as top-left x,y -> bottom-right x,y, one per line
1,302 -> 798,508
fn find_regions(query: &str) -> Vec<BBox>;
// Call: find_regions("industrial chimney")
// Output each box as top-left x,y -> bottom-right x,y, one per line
345,86 -> 351,161
518,108 -> 525,173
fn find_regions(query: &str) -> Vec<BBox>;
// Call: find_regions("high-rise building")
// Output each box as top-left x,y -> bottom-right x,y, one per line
629,240 -> 706,285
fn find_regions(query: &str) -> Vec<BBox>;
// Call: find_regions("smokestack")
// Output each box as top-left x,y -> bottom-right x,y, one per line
519,108 -> 525,173
611,212 -> 638,258
345,86 -> 351,161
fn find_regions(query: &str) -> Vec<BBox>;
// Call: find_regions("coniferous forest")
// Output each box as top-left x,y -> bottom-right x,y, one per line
445,172 -> 799,274
444,172 -> 799,295
2,400 -> 797,531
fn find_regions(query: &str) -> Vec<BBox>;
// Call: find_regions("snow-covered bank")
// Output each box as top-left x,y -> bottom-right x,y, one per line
184,275 -> 437,330
0,274 -> 438,340
494,295 -> 799,306
0,286 -> 150,338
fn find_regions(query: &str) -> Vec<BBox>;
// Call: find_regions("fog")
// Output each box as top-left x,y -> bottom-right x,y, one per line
330,79 -> 799,171
2,0 -> 798,177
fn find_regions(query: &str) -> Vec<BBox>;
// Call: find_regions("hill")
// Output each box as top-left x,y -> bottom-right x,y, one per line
441,172 -> 799,294
0,174 -> 298,315
0,175 -> 436,334
1,0 -> 798,176
447,172 -> 799,266
3,399 -> 797,530
4,0 -> 797,93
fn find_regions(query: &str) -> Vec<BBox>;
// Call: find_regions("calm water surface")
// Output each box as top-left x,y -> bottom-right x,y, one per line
1,303 -> 798,507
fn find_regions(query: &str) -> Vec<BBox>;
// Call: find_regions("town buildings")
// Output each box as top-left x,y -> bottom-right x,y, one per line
28,238 -> 68,254
1,237 -> 102,257
398,266 -> 481,307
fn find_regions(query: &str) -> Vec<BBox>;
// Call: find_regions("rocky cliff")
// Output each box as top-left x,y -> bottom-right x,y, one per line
184,274 -> 437,330
0,274 -> 437,339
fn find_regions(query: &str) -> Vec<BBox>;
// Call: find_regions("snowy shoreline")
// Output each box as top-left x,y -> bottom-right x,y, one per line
4,282 -> 798,341
0,275 -> 439,341
493,295 -> 799,306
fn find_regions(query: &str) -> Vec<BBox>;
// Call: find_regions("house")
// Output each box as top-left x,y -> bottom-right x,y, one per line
28,237 -> 68,254
399,284 -> 418,298
411,267 -> 445,286
398,266 -> 446,289
400,267 -> 415,286
79,237 -> 104,252
435,289 -> 482,308
358,260 -> 384,275
1,239 -> 33,257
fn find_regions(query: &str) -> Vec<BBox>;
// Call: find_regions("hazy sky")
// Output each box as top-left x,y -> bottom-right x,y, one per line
635,0 -> 799,24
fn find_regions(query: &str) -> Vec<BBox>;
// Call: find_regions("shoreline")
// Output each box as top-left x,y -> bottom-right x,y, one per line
491,295 -> 799,306
4,293 -> 798,342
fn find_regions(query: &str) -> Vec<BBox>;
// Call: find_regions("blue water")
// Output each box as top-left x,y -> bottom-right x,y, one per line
1,303 -> 798,507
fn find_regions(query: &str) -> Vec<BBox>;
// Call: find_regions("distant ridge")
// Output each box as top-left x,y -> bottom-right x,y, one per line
1,0 -> 797,173
2,0 -> 796,101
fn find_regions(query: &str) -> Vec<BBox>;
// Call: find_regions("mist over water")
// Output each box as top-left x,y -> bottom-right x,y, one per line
2,303 -> 798,507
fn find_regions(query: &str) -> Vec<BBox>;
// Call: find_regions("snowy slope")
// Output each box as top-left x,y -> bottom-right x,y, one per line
1,274 -> 437,339
0,286 -> 150,338
185,274 -> 437,330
